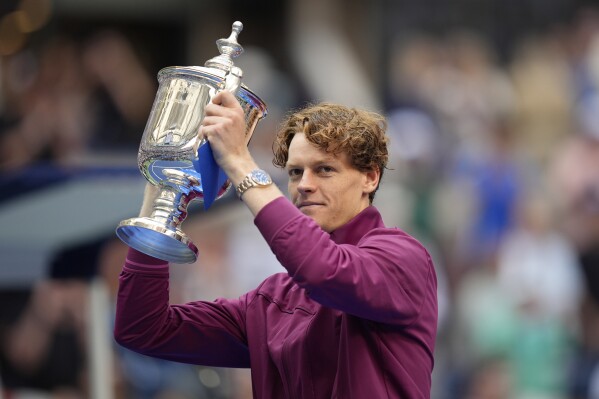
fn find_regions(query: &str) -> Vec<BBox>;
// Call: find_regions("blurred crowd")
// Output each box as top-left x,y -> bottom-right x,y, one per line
1,4 -> 599,399
0,29 -> 156,172
384,7 -> 599,399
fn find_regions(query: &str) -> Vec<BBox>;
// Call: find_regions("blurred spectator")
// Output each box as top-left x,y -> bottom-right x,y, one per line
496,191 -> 584,397
449,118 -> 522,280
550,119 -> 599,399
549,129 -> 599,272
81,30 -> 156,153
0,29 -> 155,171
509,34 -> 574,167
450,255 -> 519,398
462,357 -> 514,399
389,31 -> 515,159
0,36 -> 94,170
386,108 -> 445,242
0,270 -> 89,397
497,192 -> 583,325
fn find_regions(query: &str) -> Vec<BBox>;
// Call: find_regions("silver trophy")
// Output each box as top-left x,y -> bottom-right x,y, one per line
116,21 -> 267,264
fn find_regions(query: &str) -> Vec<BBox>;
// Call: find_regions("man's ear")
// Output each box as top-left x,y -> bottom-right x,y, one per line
363,167 -> 380,195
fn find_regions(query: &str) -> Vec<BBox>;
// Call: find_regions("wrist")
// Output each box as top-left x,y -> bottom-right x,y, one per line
127,247 -> 167,266
236,169 -> 273,199
222,157 -> 259,187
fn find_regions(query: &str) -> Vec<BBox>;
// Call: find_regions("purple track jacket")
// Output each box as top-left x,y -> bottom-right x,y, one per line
115,197 -> 438,398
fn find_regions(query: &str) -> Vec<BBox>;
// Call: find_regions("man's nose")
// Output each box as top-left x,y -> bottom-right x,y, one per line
297,171 -> 316,193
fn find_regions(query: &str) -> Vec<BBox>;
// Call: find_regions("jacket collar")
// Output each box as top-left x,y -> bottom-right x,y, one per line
329,206 -> 385,246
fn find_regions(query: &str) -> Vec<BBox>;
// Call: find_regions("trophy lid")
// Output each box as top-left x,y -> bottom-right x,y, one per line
158,21 -> 245,80
204,21 -> 244,72
156,21 -> 266,115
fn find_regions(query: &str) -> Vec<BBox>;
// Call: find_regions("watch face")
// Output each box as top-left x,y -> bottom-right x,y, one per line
252,169 -> 272,185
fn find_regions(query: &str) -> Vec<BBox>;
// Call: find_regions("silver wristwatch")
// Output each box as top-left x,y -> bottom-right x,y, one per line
236,169 -> 273,198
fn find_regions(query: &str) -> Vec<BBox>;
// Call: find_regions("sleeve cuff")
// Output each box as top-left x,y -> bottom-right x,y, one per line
124,247 -> 169,274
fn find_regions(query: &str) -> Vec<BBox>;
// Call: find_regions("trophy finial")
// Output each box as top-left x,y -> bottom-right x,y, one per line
205,21 -> 245,71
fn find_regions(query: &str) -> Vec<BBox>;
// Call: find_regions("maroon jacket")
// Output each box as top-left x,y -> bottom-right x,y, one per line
115,197 -> 437,398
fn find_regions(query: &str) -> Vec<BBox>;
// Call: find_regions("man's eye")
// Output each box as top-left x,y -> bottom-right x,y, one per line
318,166 -> 334,174
288,169 -> 302,177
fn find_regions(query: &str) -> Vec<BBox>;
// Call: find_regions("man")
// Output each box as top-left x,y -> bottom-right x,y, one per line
115,91 -> 438,398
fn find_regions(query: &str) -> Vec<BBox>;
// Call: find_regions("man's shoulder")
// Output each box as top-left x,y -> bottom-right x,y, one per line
360,226 -> 433,264
361,225 -> 424,246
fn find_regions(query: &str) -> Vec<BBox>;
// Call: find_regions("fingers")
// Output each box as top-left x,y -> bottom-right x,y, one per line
205,90 -> 243,119
210,90 -> 240,108
204,102 -> 241,120
204,102 -> 228,117
200,91 -> 244,146
199,115 -> 236,142
204,96 -> 244,124
201,115 -> 227,127
201,116 -> 236,136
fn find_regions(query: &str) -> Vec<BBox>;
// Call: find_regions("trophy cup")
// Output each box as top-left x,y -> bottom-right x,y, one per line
115,21 -> 267,264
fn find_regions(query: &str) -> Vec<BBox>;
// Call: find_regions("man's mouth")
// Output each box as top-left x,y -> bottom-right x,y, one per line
297,201 -> 323,209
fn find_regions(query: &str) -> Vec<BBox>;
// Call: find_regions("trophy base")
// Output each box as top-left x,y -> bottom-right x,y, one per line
116,217 -> 198,264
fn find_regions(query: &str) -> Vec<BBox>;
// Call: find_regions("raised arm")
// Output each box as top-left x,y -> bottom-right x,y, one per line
114,249 -> 252,367
254,198 -> 436,326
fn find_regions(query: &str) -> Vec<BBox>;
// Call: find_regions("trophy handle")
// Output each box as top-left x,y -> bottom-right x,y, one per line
224,66 -> 243,95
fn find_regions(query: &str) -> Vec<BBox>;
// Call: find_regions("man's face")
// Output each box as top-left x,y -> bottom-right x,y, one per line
286,133 -> 379,233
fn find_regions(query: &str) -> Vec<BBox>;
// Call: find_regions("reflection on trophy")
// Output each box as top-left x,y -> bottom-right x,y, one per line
115,21 -> 267,264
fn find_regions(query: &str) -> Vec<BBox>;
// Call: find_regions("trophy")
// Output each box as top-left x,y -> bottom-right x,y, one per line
116,21 -> 267,264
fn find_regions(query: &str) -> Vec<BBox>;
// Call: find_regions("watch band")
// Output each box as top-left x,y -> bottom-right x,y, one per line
236,169 -> 273,198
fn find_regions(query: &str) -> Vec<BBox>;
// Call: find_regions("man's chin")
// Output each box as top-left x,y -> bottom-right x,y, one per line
299,207 -> 322,223
299,208 -> 314,217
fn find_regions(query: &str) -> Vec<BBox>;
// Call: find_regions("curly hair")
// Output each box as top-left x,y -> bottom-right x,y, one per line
273,103 -> 389,203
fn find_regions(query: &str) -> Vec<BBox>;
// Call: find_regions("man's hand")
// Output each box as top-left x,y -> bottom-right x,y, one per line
201,90 -> 284,214
201,91 -> 255,182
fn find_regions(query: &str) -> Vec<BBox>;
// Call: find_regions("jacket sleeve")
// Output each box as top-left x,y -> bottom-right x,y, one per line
114,249 -> 251,367
255,197 -> 436,326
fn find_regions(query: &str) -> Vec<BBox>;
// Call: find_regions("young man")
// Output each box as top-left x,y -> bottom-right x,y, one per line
115,91 -> 438,398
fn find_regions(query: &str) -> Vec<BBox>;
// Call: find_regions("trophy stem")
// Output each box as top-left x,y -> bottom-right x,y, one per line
150,180 -> 193,228
115,170 -> 200,264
